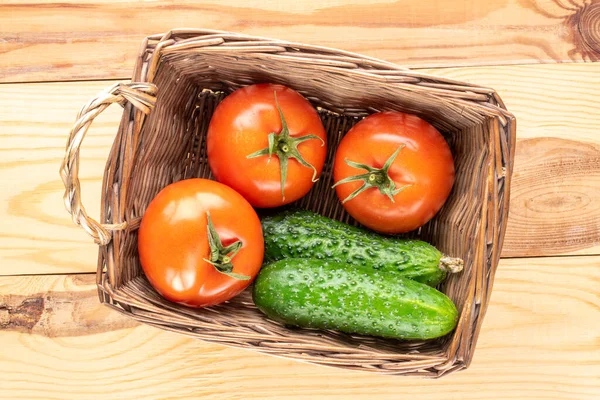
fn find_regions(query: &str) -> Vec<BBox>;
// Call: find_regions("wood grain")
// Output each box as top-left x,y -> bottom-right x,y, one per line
2,0 -> 600,83
503,137 -> 600,256
1,63 -> 599,276
423,63 -> 600,256
0,81 -> 121,275
1,256 -> 599,399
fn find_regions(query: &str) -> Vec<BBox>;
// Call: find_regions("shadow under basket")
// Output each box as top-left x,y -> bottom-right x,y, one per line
61,29 -> 516,377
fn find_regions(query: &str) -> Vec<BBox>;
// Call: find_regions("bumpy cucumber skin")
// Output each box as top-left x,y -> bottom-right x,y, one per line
262,210 -> 445,286
253,259 -> 458,340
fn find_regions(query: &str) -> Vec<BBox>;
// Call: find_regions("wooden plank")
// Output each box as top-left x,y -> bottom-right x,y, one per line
423,63 -> 600,257
1,63 -> 599,276
0,81 -> 121,275
2,0 -> 600,83
1,256 -> 599,399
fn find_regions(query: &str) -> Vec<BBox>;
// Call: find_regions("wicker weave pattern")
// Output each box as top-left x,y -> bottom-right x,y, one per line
62,29 -> 515,377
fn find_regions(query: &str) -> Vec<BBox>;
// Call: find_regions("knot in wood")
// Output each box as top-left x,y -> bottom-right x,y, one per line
576,1 -> 600,56
580,2 -> 600,52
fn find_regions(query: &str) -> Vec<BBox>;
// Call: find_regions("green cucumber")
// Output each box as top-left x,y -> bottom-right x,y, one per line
253,258 -> 458,340
261,210 -> 463,287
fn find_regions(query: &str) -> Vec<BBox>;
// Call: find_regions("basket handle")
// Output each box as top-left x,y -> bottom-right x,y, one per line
60,82 -> 157,245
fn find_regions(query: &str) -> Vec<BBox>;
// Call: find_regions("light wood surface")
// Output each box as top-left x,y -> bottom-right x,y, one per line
422,63 -> 600,257
2,1 -> 600,398
1,257 -> 598,399
2,0 -> 600,82
1,63 -> 599,276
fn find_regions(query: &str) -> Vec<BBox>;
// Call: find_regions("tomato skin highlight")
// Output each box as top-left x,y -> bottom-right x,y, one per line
137,179 -> 264,307
207,83 -> 327,208
333,112 -> 455,234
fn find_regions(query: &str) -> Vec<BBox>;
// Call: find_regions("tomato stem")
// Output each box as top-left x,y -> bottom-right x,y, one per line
203,211 -> 250,280
246,91 -> 324,200
332,145 -> 411,204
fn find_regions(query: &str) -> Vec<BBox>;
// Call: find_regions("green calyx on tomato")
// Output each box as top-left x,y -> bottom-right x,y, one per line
203,211 -> 250,281
246,92 -> 324,200
332,145 -> 411,204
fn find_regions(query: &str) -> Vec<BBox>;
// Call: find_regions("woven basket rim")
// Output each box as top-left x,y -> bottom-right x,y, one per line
135,29 -> 515,124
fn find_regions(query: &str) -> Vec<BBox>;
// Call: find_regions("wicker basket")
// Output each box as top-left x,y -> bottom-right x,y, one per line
60,29 -> 515,377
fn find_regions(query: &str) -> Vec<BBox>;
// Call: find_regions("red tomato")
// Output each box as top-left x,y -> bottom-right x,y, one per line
333,112 -> 455,234
137,179 -> 264,307
207,83 -> 327,208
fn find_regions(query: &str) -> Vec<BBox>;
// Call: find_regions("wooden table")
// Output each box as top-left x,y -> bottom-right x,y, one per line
1,1 -> 599,398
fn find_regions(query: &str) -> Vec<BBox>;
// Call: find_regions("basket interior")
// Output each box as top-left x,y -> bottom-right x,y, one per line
109,50 -> 497,368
